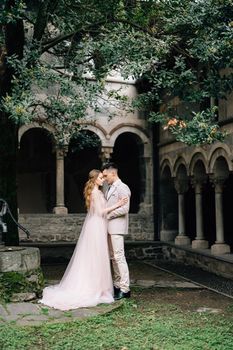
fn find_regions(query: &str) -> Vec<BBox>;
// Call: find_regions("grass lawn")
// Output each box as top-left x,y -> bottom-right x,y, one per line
0,287 -> 233,350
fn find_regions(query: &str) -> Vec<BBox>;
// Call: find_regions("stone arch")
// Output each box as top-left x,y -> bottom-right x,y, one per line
176,163 -> 188,179
209,147 -> 232,173
65,129 -> 102,213
109,125 -> 152,213
110,124 -> 150,154
189,152 -> 208,176
111,131 -> 146,213
160,158 -> 173,176
17,127 -> 55,213
18,123 -> 55,146
192,160 -> 207,180
210,152 -> 231,252
209,142 -> 232,157
160,163 -> 178,242
78,122 -> 107,146
161,165 -> 172,178
173,157 -> 188,177
213,156 -> 230,177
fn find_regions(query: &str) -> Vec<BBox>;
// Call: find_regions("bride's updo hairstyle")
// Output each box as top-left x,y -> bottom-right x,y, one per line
83,169 -> 101,209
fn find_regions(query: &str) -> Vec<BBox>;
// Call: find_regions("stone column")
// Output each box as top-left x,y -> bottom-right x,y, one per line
159,177 -> 178,242
191,179 -> 208,249
210,178 -> 230,255
174,178 -> 190,245
53,148 -> 68,215
139,156 -> 153,215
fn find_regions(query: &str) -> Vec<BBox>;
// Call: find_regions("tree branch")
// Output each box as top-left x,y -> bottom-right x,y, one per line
41,18 -> 110,53
33,0 -> 51,42
42,32 -> 76,52
112,17 -> 162,38
42,15 -> 159,53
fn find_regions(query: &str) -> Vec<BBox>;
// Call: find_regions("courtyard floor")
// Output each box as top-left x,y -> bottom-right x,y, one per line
0,260 -> 233,349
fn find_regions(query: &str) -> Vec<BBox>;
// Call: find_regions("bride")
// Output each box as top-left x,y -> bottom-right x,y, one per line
39,169 -> 127,310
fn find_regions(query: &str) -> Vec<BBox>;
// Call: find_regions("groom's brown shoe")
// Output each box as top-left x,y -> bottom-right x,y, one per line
114,290 -> 131,300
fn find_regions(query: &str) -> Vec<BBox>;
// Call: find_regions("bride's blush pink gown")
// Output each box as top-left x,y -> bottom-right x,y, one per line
39,188 -> 114,310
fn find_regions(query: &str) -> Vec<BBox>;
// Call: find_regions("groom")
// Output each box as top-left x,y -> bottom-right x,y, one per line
102,162 -> 131,300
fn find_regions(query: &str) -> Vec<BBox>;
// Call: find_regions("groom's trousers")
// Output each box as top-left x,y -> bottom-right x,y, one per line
108,234 -> 130,293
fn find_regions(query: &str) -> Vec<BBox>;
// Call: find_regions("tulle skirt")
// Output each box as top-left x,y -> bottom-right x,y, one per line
39,213 -> 114,310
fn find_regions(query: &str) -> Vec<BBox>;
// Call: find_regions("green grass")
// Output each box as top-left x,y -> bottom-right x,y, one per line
0,269 -> 44,302
0,298 -> 233,350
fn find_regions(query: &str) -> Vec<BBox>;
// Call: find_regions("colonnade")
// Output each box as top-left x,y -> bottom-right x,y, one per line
171,174 -> 230,255
53,146 -> 113,214
52,145 -> 153,215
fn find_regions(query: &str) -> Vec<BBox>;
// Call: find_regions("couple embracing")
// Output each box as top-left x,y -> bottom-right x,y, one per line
39,163 -> 131,310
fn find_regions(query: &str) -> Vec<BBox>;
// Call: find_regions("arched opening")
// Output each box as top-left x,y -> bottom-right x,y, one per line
206,156 -> 230,247
216,157 -> 233,250
185,185 -> 196,241
192,160 -> 208,244
17,128 -> 55,213
213,156 -> 230,178
202,179 -> 215,245
175,164 -> 195,241
192,159 -> 206,180
65,130 -> 101,213
160,165 -> 178,241
111,132 -> 144,213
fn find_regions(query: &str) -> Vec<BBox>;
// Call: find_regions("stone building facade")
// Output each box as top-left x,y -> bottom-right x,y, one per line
17,70 -> 233,261
159,89 -> 233,255
18,75 -> 154,242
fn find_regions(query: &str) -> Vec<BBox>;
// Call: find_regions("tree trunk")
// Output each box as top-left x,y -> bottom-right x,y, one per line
0,2 -> 25,245
0,113 -> 19,245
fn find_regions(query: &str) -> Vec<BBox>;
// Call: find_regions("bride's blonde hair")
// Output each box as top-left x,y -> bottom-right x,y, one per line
83,169 -> 101,209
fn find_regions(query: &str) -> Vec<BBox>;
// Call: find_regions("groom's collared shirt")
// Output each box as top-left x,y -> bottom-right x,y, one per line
106,184 -> 114,200
105,185 -> 112,199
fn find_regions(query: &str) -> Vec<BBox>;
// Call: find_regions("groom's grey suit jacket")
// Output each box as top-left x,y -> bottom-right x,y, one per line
105,179 -> 131,235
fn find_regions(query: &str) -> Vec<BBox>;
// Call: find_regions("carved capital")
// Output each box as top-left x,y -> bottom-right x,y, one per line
100,146 -> 113,162
210,175 -> 227,193
191,176 -> 207,194
174,178 -> 189,194
55,146 -> 68,159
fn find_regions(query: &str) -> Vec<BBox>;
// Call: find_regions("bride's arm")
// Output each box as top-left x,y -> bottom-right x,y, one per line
90,191 -> 127,216
103,197 -> 128,214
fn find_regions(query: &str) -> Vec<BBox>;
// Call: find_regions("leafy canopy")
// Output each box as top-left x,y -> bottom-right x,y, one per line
0,0 -> 233,145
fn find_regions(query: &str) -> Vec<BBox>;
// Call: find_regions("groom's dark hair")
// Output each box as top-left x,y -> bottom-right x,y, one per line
102,162 -> 118,171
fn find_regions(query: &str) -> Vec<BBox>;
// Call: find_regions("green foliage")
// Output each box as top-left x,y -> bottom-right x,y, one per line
150,107 -> 226,145
0,0 -> 26,24
0,268 -> 44,303
69,130 -> 101,152
0,298 -> 233,349
133,0 -> 233,144
0,325 -> 31,350
0,0 -> 233,146
2,47 -> 105,145
40,307 -> 49,316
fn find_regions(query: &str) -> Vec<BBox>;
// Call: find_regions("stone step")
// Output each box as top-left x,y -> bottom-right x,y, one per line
0,300 -> 124,326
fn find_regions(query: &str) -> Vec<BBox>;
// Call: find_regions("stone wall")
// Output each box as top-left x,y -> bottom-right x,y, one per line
20,241 -> 163,264
0,247 -> 44,302
161,243 -> 233,280
126,241 -> 163,260
19,213 -> 154,242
